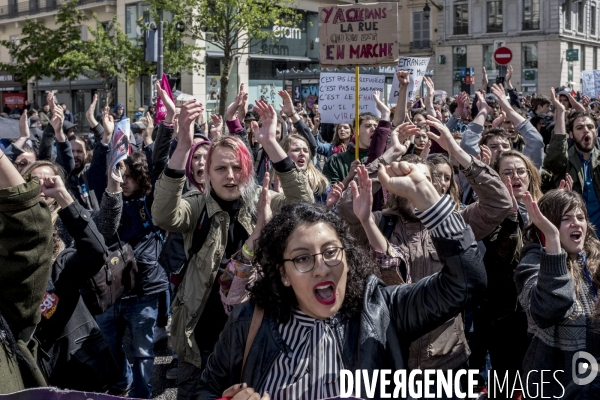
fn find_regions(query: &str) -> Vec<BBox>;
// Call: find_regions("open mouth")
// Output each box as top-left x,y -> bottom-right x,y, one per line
223,183 -> 237,190
313,281 -> 336,305
196,169 -> 204,177
583,136 -> 592,146
570,231 -> 583,242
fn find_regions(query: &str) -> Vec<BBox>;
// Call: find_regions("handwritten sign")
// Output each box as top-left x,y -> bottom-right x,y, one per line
319,73 -> 385,124
582,70 -> 600,98
318,3 -> 398,67
388,57 -> 430,105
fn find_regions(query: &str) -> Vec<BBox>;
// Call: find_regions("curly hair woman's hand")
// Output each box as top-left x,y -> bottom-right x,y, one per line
378,161 -> 440,211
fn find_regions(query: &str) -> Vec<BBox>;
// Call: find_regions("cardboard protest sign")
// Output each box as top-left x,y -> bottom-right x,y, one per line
582,70 -> 600,98
388,57 -> 430,105
318,2 -> 398,67
109,118 -> 132,182
319,72 -> 385,124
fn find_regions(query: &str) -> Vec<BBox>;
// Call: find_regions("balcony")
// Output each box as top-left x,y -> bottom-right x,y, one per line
453,26 -> 469,35
487,23 -> 503,33
522,20 -> 540,31
0,0 -> 111,20
410,40 -> 431,50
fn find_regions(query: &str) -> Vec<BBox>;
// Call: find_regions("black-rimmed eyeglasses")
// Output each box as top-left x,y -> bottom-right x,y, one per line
283,247 -> 346,273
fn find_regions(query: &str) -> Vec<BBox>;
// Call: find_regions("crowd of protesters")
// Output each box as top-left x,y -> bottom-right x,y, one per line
1,64 -> 600,400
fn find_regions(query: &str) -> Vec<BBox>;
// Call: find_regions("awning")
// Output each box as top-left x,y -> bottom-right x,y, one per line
249,54 -> 315,62
205,50 -> 225,58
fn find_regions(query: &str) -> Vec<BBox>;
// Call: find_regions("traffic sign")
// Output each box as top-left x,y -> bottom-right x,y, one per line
494,47 -> 513,65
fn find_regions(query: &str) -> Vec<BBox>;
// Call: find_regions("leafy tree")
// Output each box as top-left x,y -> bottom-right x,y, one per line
146,0 -> 301,115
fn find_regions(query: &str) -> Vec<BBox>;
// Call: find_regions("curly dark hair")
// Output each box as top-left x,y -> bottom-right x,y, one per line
479,127 -> 510,146
124,151 -> 152,196
249,202 -> 377,324
567,111 -> 599,134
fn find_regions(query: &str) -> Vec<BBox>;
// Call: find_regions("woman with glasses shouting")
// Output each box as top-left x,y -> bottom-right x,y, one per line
197,160 -> 487,400
493,150 -> 543,226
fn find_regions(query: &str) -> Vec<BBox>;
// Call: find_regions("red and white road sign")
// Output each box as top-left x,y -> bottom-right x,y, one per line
494,47 -> 513,65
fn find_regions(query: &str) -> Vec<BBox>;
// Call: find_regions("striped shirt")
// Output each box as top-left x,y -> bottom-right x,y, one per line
414,194 -> 467,240
260,309 -> 342,400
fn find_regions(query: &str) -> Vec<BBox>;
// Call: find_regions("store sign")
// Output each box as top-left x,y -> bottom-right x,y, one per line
318,2 -> 398,66
250,11 -> 319,59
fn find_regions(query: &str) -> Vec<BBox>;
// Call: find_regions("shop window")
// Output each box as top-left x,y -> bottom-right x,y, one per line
523,0 -> 540,30
206,58 -> 221,75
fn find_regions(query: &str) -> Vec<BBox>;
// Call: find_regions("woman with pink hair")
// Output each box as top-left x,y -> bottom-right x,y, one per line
152,99 -> 315,396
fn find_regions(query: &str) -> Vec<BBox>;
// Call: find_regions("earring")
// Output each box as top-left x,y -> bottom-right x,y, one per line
283,280 -> 289,286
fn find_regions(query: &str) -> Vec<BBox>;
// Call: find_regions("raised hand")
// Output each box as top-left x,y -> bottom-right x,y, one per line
523,191 -> 560,253
566,92 -> 586,113
396,70 -> 409,88
226,84 -> 246,121
237,83 -> 248,119
491,84 -> 511,111
255,171 -> 273,231
373,90 -> 390,120
424,77 -> 435,101
558,173 -> 573,191
482,67 -> 489,90
505,65 -> 513,88
102,106 -> 115,138
210,114 -> 223,141
18,109 -> 30,140
350,165 -> 373,223
420,139 -> 432,159
278,89 -> 296,117
156,80 -> 176,123
492,111 -> 506,128
476,91 -> 493,116
40,175 -> 73,208
86,93 -> 98,126
51,105 -> 66,142
252,100 -> 277,145
478,144 -> 492,165
423,115 -> 455,153
378,161 -> 440,211
325,182 -> 344,209
582,94 -> 591,108
550,88 -> 564,112
46,91 -> 56,112
178,99 -> 204,148
503,175 -> 519,212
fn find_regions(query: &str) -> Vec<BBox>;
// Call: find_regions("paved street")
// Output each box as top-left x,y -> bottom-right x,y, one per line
150,337 -> 178,399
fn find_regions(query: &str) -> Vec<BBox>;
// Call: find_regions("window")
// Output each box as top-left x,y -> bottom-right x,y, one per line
581,46 -> 586,71
487,1 -> 503,33
483,44 -> 496,70
523,0 -> 540,30
592,4 -> 597,35
454,4 -> 469,35
9,35 -> 19,64
453,46 -> 467,95
577,0 -> 585,33
522,43 -> 538,93
411,12 -> 431,49
564,1 -> 572,30
594,48 -> 598,69
125,2 -> 151,39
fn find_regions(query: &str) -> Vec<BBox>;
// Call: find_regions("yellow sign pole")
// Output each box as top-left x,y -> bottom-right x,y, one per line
355,66 -> 360,161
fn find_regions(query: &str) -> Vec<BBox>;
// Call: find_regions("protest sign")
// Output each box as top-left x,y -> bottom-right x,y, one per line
318,3 -> 398,67
388,57 -> 430,105
582,70 -> 600,98
319,72 -> 385,124
109,118 -> 132,182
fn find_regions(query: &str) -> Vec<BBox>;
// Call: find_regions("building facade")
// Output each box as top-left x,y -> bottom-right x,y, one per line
433,0 -> 600,96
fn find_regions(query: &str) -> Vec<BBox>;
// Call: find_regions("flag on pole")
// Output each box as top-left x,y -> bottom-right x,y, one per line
154,74 -> 174,125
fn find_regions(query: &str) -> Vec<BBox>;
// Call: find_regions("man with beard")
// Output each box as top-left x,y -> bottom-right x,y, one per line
545,106 -> 600,231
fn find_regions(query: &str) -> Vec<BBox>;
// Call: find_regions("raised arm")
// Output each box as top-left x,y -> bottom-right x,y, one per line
392,71 -> 409,127
425,116 -> 512,239
376,162 -> 485,341
85,93 -> 100,130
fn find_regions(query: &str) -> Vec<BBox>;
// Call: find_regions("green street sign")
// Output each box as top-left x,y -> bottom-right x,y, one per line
566,49 -> 579,62
523,70 -> 536,81
454,71 -> 462,81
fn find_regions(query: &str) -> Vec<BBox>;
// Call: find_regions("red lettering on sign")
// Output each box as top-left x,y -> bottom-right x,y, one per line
333,8 -> 346,24
349,44 -> 360,59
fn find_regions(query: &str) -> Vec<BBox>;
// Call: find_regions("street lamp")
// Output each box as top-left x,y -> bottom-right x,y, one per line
423,0 -> 444,19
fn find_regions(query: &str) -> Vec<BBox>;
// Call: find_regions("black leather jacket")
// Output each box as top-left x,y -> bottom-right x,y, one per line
198,226 -> 486,399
